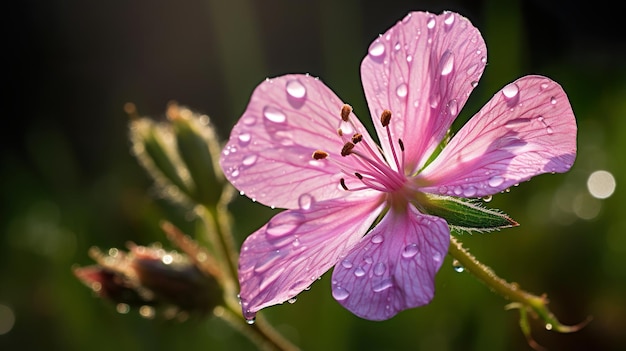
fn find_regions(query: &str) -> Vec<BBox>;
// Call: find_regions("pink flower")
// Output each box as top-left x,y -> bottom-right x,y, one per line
220,11 -> 576,321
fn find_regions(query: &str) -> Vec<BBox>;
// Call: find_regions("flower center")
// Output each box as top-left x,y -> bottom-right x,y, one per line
313,104 -> 408,194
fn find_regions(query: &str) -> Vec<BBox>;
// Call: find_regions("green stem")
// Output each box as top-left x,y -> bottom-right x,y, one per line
448,236 -> 589,333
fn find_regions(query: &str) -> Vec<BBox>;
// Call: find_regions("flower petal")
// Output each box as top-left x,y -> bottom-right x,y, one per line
220,74 -> 379,209
331,206 -> 449,320
419,76 -> 577,197
361,11 -> 486,173
238,194 -> 384,320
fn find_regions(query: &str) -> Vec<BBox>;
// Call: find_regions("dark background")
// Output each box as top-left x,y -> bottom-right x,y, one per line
2,0 -> 625,350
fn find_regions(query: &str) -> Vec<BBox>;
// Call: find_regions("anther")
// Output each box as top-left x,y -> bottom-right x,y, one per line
340,178 -> 349,190
337,128 -> 343,137
398,138 -> 405,152
355,172 -> 363,179
341,104 -> 352,122
312,150 -> 329,160
352,133 -> 363,144
341,142 -> 355,156
380,109 -> 392,127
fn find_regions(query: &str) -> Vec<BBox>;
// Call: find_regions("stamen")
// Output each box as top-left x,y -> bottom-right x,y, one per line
341,142 -> 355,156
337,128 -> 343,137
341,104 -> 352,121
352,133 -> 363,144
340,178 -> 349,190
312,150 -> 329,160
355,172 -> 363,179
380,109 -> 392,127
398,138 -> 405,152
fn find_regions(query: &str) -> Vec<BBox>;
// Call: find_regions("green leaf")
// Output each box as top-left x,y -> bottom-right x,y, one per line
420,194 -> 518,233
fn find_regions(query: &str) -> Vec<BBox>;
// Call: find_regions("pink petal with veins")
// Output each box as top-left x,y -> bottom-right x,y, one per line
238,194 -> 384,320
419,76 -> 577,197
361,11 -> 487,173
220,74 -> 380,209
331,206 -> 449,320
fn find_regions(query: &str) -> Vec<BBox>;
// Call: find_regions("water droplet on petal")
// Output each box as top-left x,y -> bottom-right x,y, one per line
373,278 -> 393,292
373,262 -> 386,276
238,133 -> 251,146
242,115 -> 256,126
394,42 -> 401,51
432,252 -> 442,262
444,12 -> 455,27
263,105 -> 287,123
447,99 -> 458,116
471,81 -> 479,88
396,83 -> 408,98
406,55 -> 413,63
546,126 -> 554,135
368,41 -> 385,58
550,96 -> 557,105
245,316 -> 256,325
242,154 -> 257,166
540,82 -> 549,90
371,234 -> 384,244
341,259 -> 353,269
427,17 -> 436,29
297,193 -> 314,210
502,83 -> 519,100
332,286 -> 350,301
354,267 -> 365,277
230,169 -> 240,178
402,243 -> 419,258
287,297 -> 297,304
453,186 -> 463,195
488,176 -> 505,188
286,79 -> 306,99
482,195 -> 493,202
440,51 -> 454,76
463,186 -> 477,197
266,213 -> 302,238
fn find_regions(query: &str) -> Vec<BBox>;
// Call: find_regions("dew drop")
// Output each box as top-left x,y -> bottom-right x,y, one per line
550,96 -> 557,105
341,259 -> 353,269
452,259 -> 464,273
230,169 -> 240,178
444,12 -> 455,27
373,278 -> 393,292
242,154 -> 257,166
287,297 -> 297,304
396,83 -> 408,98
368,41 -> 385,58
402,243 -> 419,258
266,213 -> 302,237
453,186 -> 463,195
245,317 -> 256,325
371,234 -> 384,244
332,286 -> 350,301
438,185 -> 448,194
432,252 -> 442,262
394,42 -> 401,51
263,105 -> 287,123
238,133 -> 251,146
286,79 -> 307,99
297,193 -> 314,210
482,195 -> 493,202
242,115 -> 256,126
502,83 -> 519,99
373,262 -> 386,276
546,126 -> 554,135
470,81 -> 479,88
540,82 -> 549,90
427,17 -> 436,29
364,256 -> 373,264
354,267 -> 365,277
440,51 -> 454,76
447,99 -> 458,116
488,176 -> 505,187
463,186 -> 477,197
406,55 -> 413,63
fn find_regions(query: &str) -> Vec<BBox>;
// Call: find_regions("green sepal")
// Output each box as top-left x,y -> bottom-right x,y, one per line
420,194 -> 518,233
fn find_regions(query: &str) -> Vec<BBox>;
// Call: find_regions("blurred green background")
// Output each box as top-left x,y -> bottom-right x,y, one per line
3,0 -> 625,350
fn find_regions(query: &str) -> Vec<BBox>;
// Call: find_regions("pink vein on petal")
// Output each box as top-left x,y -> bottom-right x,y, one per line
418,75 -> 577,197
331,206 -> 450,320
238,194 -> 384,318
361,11 -> 487,173
219,74 -> 381,209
